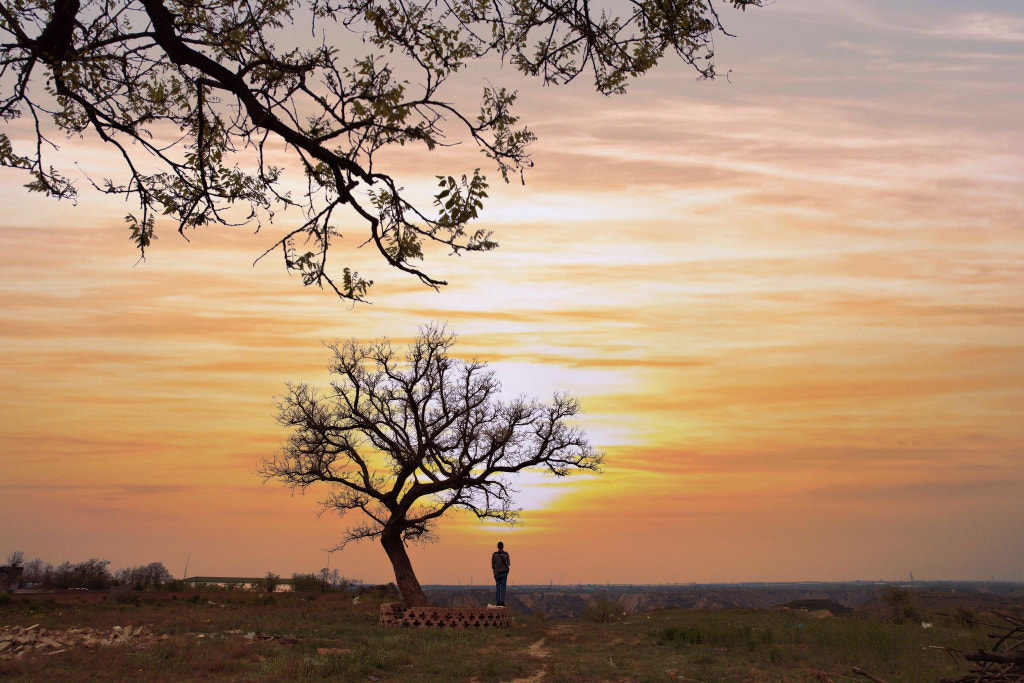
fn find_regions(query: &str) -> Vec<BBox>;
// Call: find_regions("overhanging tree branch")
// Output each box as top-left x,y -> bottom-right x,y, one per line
1,0 -> 763,303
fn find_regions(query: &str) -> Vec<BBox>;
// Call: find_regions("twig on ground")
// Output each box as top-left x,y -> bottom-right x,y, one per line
851,667 -> 887,683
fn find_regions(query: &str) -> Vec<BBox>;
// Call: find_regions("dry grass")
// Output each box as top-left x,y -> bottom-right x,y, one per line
0,592 -> 999,681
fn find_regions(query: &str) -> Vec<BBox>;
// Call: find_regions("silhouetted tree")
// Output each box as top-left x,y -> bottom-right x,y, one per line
51,558 -> 114,589
260,324 -> 602,605
20,557 -> 50,586
0,0 -> 762,301
114,561 -> 173,589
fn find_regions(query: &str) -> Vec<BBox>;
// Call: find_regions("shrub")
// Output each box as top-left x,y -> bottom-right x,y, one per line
583,599 -> 624,623
881,586 -> 920,624
291,573 -> 324,592
261,572 -> 280,593
358,583 -> 401,601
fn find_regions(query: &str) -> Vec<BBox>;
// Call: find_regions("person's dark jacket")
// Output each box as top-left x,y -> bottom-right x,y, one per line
491,550 -> 510,578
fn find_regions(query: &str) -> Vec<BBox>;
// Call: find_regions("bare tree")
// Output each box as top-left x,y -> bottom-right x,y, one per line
260,324 -> 602,605
0,0 -> 762,302
114,561 -> 173,589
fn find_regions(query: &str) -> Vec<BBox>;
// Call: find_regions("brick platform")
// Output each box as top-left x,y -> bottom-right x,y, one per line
379,603 -> 509,628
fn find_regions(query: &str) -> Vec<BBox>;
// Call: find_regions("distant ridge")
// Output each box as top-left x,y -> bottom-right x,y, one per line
424,581 -> 1024,619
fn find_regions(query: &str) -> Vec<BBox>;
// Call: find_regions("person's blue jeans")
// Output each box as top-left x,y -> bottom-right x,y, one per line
494,574 -> 507,605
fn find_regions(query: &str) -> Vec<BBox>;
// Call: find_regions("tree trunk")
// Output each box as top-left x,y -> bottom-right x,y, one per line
380,532 -> 429,606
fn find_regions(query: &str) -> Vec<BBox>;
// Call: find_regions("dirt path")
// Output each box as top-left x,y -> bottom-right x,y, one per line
508,635 -> 552,683
526,638 -> 549,658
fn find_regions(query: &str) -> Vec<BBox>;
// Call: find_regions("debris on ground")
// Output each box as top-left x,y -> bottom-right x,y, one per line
0,624 -> 164,659
243,631 -> 300,645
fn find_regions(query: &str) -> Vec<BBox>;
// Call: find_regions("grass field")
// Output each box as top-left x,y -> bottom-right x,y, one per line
0,591 -> 995,681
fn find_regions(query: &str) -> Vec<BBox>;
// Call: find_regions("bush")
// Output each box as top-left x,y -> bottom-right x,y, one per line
261,572 -> 280,593
357,583 -> 401,601
583,599 -> 624,623
291,573 -> 324,592
881,586 -> 921,624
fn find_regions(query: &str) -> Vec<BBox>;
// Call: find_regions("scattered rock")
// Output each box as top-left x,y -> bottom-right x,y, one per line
0,624 -> 161,659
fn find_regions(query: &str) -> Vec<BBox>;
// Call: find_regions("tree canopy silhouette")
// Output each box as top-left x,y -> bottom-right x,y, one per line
1,0 -> 762,301
260,324 -> 602,605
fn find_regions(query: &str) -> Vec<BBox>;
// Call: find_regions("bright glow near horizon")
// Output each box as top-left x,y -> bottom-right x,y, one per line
1,1 -> 1023,586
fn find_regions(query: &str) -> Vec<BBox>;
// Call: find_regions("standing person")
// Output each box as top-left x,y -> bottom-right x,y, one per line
491,541 -> 511,607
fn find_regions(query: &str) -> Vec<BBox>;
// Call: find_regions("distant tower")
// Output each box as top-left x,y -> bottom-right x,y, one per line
909,570 -> 914,583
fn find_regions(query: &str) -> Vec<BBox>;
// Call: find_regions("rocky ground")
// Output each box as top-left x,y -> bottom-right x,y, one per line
0,623 -> 162,659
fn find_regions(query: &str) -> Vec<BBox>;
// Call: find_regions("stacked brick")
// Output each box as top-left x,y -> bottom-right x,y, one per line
379,603 -> 508,628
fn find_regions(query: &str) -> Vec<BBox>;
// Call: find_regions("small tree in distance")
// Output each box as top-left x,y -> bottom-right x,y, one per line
260,324 -> 602,606
114,562 -> 173,589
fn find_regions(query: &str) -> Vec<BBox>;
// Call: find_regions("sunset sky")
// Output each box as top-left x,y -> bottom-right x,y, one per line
2,0 -> 1023,586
